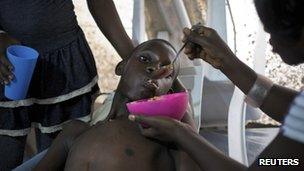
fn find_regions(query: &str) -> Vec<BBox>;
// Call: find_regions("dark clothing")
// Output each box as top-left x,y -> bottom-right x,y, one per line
0,0 -> 99,135
0,135 -> 26,170
0,0 -> 78,51
0,0 -> 99,169
0,30 -> 99,135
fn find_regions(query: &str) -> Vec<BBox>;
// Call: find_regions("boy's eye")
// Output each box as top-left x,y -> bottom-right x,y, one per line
139,56 -> 150,63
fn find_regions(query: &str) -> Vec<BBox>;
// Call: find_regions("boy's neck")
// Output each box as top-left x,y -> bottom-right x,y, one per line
108,90 -> 131,119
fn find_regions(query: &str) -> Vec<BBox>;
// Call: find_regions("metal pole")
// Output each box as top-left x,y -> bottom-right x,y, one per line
132,0 -> 146,44
173,0 -> 191,28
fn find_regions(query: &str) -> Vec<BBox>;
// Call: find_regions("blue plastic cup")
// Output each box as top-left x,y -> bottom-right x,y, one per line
4,45 -> 39,100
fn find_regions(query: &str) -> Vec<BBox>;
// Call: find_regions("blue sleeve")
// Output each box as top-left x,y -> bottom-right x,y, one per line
282,92 -> 304,144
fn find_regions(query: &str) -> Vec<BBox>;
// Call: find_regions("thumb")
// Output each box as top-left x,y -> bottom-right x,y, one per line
129,115 -> 160,127
183,27 -> 191,36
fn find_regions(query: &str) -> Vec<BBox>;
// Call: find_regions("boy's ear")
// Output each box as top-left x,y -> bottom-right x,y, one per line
115,61 -> 126,76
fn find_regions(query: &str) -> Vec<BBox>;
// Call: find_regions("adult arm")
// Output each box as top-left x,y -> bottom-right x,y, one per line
183,26 -> 298,122
86,0 -> 134,59
129,115 -> 246,171
33,120 -> 90,171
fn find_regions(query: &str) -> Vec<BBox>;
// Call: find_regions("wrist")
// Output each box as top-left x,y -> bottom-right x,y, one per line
219,53 -> 257,94
175,123 -> 197,149
219,53 -> 239,74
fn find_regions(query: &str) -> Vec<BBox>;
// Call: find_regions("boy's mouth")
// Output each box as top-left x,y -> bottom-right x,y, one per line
151,66 -> 173,79
143,79 -> 159,91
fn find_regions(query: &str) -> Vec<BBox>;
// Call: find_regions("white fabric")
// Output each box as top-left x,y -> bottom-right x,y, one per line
0,115 -> 91,137
90,92 -> 114,125
0,77 -> 98,136
0,76 -> 98,108
282,92 -> 304,143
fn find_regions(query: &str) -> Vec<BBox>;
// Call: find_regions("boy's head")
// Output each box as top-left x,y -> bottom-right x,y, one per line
115,39 -> 180,101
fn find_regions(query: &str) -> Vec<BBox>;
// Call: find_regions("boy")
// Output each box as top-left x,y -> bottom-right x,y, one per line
34,39 -> 199,171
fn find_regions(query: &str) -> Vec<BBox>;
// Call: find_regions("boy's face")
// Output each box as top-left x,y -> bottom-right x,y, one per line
118,41 -> 178,101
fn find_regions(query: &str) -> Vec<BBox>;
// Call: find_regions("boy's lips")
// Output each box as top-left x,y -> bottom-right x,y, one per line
151,66 -> 173,79
143,79 -> 159,91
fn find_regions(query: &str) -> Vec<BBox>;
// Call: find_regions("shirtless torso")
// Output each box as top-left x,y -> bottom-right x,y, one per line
34,39 -> 200,171
64,118 -> 175,171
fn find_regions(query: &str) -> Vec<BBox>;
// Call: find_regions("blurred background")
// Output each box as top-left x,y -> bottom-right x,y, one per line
22,0 -> 304,164
73,0 -> 304,126
73,0 -> 304,94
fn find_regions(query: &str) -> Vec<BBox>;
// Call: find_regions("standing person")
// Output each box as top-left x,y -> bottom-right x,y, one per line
129,0 -> 304,170
0,0 -> 134,170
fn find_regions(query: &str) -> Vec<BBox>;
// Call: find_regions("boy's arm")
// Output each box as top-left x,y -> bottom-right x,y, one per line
86,0 -> 134,59
33,120 -> 90,171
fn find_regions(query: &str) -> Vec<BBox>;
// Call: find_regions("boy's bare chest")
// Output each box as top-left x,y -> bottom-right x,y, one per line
64,120 -> 174,171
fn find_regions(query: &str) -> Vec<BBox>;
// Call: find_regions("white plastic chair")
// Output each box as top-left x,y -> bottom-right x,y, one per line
226,0 -> 268,166
205,0 -> 263,166
178,64 -> 204,131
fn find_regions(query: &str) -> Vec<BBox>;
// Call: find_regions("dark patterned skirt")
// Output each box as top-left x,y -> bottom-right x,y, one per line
0,28 -> 99,136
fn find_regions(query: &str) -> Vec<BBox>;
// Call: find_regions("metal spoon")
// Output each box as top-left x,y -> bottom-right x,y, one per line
165,42 -> 187,70
173,42 -> 187,64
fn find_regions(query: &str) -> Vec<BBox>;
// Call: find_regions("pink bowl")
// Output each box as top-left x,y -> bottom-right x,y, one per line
126,91 -> 189,120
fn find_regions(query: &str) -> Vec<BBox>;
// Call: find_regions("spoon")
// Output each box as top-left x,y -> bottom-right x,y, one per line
173,42 -> 187,64
165,42 -> 188,70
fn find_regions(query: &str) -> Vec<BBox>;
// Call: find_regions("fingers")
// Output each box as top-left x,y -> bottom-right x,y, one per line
0,54 -> 14,71
0,53 -> 14,85
183,28 -> 204,60
182,27 -> 191,40
184,42 -> 197,60
186,31 -> 210,48
191,24 -> 214,36
183,25 -> 214,48
141,128 -> 159,138
0,64 -> 13,85
0,69 -> 9,85
183,26 -> 212,61
129,115 -> 162,138
128,115 -> 160,127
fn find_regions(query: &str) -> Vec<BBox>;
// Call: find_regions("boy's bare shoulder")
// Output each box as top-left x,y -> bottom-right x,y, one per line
61,120 -> 91,148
